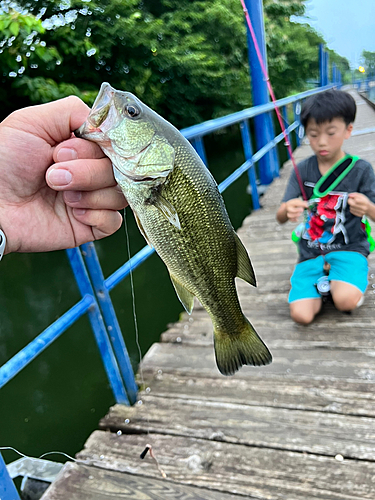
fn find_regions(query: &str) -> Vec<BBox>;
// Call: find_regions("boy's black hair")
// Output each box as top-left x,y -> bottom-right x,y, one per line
300,89 -> 356,128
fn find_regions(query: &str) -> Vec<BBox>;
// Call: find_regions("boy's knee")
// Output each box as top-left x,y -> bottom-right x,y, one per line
330,282 -> 363,312
290,307 -> 315,325
333,294 -> 362,312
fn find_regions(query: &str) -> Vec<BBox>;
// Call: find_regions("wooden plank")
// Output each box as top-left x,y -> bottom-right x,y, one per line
162,309 -> 375,350
77,431 -> 375,499
99,396 -> 375,460
129,373 -> 375,417
41,462 -> 239,500
140,343 -> 375,381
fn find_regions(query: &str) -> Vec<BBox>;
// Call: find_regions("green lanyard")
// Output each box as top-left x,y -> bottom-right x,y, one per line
291,154 -> 375,252
312,154 -> 359,198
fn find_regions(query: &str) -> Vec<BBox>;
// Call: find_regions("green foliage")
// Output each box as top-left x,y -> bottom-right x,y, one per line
362,50 -> 375,78
0,0 -> 351,126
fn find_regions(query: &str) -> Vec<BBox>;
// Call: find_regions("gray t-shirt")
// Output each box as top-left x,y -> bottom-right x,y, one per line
282,155 -> 375,262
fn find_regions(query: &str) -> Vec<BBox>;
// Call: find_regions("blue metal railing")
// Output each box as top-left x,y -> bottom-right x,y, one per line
0,84 -> 336,399
0,83 -> 340,499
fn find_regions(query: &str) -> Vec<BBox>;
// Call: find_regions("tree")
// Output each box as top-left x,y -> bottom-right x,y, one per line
1,0 -> 351,125
362,50 -> 375,78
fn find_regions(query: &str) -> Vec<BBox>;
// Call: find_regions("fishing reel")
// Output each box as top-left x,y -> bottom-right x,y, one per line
315,275 -> 331,297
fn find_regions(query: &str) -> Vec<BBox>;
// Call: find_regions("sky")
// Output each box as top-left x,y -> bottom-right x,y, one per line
297,0 -> 375,68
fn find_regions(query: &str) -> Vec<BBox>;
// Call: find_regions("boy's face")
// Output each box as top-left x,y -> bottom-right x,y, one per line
305,118 -> 353,165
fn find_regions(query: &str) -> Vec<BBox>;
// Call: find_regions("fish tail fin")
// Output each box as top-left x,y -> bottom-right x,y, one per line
214,318 -> 272,376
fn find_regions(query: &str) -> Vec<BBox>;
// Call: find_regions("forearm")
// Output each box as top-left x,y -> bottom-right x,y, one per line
365,200 -> 375,222
276,203 -> 288,224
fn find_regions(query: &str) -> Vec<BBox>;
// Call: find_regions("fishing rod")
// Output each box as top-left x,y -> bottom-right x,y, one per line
239,0 -> 308,201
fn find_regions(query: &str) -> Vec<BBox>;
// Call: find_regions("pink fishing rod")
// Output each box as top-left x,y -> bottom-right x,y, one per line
240,0 -> 308,201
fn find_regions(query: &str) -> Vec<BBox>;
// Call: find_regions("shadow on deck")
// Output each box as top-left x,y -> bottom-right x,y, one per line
42,91 -> 375,499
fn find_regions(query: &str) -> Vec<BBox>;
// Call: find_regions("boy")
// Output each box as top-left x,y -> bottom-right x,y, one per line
276,89 -> 375,324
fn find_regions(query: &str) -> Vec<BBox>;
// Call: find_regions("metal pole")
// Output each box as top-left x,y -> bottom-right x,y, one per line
192,137 -> 208,166
319,44 -> 325,87
66,248 -> 130,405
240,120 -> 260,210
81,242 -> 138,404
325,51 -> 330,85
243,0 -> 274,185
332,63 -> 337,86
0,453 -> 21,500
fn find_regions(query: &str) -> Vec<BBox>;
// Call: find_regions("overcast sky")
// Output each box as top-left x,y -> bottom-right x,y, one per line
296,0 -> 375,68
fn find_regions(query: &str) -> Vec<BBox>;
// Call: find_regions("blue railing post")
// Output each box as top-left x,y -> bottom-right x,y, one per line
319,44 -> 325,88
240,120 -> 260,210
325,51 -> 330,85
332,63 -> 337,86
0,452 -> 21,500
294,101 -> 302,148
282,105 -> 292,160
80,242 -> 138,404
243,0 -> 274,185
66,247 -> 130,405
192,137 -> 208,166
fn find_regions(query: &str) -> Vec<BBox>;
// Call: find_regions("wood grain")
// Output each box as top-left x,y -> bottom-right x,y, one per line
77,431 -> 375,499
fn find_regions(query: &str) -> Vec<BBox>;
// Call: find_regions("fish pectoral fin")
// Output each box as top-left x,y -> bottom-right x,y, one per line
134,212 -> 153,248
154,194 -> 181,230
169,274 -> 194,314
234,232 -> 256,287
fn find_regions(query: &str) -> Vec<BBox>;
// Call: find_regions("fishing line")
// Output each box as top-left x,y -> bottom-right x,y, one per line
123,208 -> 145,403
123,209 -> 166,479
239,0 -> 308,201
0,446 -> 77,463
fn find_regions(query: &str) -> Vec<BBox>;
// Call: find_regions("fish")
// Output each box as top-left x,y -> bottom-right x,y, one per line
75,82 -> 272,375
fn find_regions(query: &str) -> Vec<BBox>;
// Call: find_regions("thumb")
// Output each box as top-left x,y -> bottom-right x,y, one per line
8,96 -> 90,146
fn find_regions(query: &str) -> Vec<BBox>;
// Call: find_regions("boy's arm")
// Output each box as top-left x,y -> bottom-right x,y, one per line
277,199 -> 309,224
348,193 -> 375,221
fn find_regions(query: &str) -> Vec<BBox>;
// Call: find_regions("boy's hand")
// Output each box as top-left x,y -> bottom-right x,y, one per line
284,199 -> 309,222
348,193 -> 374,218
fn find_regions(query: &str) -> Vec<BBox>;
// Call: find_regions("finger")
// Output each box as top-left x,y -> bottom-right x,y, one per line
46,157 -> 115,191
63,186 -> 127,211
12,96 -> 90,145
72,208 -> 123,239
53,137 -> 107,163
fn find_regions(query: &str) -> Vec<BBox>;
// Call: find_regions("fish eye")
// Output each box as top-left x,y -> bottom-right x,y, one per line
125,104 -> 141,118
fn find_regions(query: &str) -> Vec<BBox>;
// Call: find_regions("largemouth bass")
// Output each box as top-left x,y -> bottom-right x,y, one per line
75,83 -> 272,375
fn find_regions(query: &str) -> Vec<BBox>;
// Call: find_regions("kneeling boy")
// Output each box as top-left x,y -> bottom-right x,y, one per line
276,89 -> 375,324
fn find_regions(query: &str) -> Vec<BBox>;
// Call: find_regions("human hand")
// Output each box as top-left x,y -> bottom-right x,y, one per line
0,96 -> 127,255
348,193 -> 372,218
284,199 -> 309,222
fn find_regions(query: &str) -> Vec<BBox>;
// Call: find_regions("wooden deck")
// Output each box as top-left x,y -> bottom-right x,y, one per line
42,91 -> 375,500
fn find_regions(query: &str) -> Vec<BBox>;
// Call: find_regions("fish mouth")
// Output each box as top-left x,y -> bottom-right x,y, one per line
74,83 -> 116,139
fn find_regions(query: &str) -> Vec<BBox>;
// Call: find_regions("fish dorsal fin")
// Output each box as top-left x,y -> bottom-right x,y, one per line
234,232 -> 256,287
169,274 -> 195,314
154,194 -> 181,230
134,211 -> 153,248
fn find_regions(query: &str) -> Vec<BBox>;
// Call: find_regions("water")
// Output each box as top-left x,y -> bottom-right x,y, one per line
0,127 -> 283,464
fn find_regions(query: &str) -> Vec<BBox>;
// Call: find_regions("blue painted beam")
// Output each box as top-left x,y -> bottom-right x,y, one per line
0,452 -> 21,500
180,85 -> 334,140
243,0 -> 274,185
81,243 -> 138,404
66,248 -> 130,405
105,245 -> 155,292
240,120 -> 260,210
0,296 -> 93,389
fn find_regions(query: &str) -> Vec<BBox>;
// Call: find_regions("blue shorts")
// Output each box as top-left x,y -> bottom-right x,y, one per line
288,251 -> 368,303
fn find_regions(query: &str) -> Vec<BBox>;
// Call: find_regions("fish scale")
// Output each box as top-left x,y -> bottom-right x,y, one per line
75,82 -> 272,375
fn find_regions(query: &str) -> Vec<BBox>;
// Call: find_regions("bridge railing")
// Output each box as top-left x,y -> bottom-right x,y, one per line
0,84 -> 336,404
0,83 -> 338,499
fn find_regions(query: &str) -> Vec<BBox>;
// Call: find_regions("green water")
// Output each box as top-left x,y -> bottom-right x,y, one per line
1,127 -> 271,464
